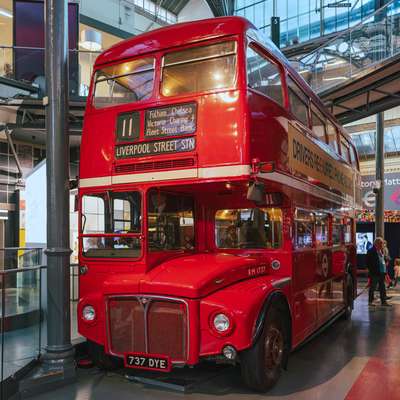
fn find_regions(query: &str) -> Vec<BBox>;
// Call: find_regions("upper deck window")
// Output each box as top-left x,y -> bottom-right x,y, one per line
215,208 -> 282,249
93,58 -> 155,109
287,76 -> 309,127
161,41 -> 237,97
311,104 -> 327,143
246,46 -> 284,106
326,120 -> 339,153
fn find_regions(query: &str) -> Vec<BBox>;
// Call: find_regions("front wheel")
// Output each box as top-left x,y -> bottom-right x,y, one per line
240,306 -> 289,392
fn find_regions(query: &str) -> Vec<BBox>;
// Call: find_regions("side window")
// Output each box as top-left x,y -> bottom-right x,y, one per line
246,46 -> 284,106
350,146 -> 358,168
287,76 -> 309,127
340,137 -> 351,163
332,217 -> 343,245
326,120 -> 339,153
82,195 -> 105,234
344,219 -> 353,243
315,212 -> 329,246
295,209 -> 314,248
311,104 -> 327,143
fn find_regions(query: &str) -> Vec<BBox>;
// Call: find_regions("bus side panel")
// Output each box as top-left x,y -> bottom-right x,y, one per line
291,248 -> 318,346
80,111 -> 114,180
197,90 -> 248,169
246,90 -> 290,174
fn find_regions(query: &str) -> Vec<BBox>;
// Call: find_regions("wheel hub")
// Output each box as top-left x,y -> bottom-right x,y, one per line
265,327 -> 284,368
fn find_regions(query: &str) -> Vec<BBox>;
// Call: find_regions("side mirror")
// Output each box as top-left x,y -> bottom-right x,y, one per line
247,181 -> 265,204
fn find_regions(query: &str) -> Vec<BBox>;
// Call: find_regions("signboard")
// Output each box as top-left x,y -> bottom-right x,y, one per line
115,137 -> 196,159
361,173 -> 400,210
288,124 -> 354,197
145,103 -> 197,138
116,112 -> 140,142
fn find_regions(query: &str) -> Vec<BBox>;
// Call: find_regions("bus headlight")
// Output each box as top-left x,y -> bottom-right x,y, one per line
213,313 -> 230,333
82,305 -> 96,322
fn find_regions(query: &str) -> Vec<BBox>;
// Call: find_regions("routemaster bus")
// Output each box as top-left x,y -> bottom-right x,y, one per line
78,16 -> 361,391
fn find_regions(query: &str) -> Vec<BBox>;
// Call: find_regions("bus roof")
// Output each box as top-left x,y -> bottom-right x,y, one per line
93,16 -> 354,144
95,16 -> 255,67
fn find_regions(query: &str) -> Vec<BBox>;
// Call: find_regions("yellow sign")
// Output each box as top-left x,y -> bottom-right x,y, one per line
288,124 -> 354,198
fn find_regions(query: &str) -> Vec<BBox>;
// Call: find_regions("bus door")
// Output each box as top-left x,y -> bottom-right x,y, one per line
292,210 -> 317,342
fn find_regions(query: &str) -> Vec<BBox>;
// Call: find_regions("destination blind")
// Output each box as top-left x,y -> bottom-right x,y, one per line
115,137 -> 196,159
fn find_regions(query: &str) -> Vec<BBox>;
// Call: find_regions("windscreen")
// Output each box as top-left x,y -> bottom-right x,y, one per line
161,41 -> 237,97
147,191 -> 194,252
81,191 -> 141,258
93,58 -> 155,108
215,208 -> 282,249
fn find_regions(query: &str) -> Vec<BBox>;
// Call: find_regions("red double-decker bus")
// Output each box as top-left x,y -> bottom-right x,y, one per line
78,17 -> 361,391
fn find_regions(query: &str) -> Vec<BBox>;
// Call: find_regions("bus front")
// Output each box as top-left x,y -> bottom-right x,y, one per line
78,19 -> 290,383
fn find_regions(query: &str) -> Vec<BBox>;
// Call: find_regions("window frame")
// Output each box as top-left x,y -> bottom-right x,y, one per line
340,136 -> 351,163
214,207 -> 283,250
92,57 -> 156,110
294,208 -> 315,249
245,42 -> 285,107
147,190 -> 196,253
286,74 -> 310,128
310,103 -> 328,144
79,190 -> 143,260
160,38 -> 238,98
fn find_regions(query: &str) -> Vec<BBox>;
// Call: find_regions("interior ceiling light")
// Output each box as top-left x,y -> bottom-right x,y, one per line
0,7 -> 12,18
80,29 -> 102,51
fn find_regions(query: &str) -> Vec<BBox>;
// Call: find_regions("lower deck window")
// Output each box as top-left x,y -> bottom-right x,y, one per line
215,208 -> 282,249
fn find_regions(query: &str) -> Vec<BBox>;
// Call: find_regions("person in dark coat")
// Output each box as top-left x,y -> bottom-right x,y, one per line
367,237 -> 391,307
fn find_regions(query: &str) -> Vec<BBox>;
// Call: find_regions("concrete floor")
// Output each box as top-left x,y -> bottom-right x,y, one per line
27,286 -> 400,400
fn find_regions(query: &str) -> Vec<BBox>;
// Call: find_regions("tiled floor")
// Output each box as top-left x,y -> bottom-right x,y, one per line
26,286 -> 400,400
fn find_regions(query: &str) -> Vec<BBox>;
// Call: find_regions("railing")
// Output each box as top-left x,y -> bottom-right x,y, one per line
0,46 -> 101,98
291,0 -> 400,94
0,252 -> 80,399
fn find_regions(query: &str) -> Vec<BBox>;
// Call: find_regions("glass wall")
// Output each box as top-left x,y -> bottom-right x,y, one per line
235,0 -> 377,47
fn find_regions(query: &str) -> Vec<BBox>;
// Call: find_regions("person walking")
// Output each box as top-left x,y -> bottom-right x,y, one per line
367,237 -> 392,307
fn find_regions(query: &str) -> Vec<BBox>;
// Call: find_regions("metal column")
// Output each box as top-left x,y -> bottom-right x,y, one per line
375,112 -> 385,238
17,1 -> 75,395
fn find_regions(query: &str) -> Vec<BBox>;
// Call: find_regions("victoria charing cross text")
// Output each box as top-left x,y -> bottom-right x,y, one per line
115,137 -> 196,159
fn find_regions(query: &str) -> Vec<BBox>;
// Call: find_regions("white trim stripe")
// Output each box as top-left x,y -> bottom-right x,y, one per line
79,165 -> 251,188
79,176 -> 112,188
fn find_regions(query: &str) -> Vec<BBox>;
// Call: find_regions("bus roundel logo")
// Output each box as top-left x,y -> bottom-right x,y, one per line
271,260 -> 281,270
322,254 -> 329,278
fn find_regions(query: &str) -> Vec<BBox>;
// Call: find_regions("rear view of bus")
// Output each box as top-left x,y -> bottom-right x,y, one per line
78,16 -> 360,391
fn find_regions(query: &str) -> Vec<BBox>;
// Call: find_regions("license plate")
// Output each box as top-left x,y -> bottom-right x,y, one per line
124,353 -> 171,372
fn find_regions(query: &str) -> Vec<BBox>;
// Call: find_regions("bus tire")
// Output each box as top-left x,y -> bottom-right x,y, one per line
343,275 -> 354,320
87,340 -> 122,370
240,306 -> 288,392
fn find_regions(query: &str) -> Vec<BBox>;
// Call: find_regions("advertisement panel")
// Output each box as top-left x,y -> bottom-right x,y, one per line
361,173 -> 400,210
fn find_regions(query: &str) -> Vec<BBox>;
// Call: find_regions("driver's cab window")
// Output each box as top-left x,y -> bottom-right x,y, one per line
215,208 -> 282,249
147,191 -> 194,251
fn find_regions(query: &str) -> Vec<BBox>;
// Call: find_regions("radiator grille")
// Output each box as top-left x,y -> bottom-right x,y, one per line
115,158 -> 195,173
108,297 -> 188,362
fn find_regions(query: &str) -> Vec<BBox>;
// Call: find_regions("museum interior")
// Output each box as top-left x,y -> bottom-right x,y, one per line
1,0 -> 400,399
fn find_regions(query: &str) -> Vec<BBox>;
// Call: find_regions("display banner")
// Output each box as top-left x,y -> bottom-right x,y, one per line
115,137 -> 196,159
145,103 -> 197,138
288,124 -> 354,197
361,173 -> 400,210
